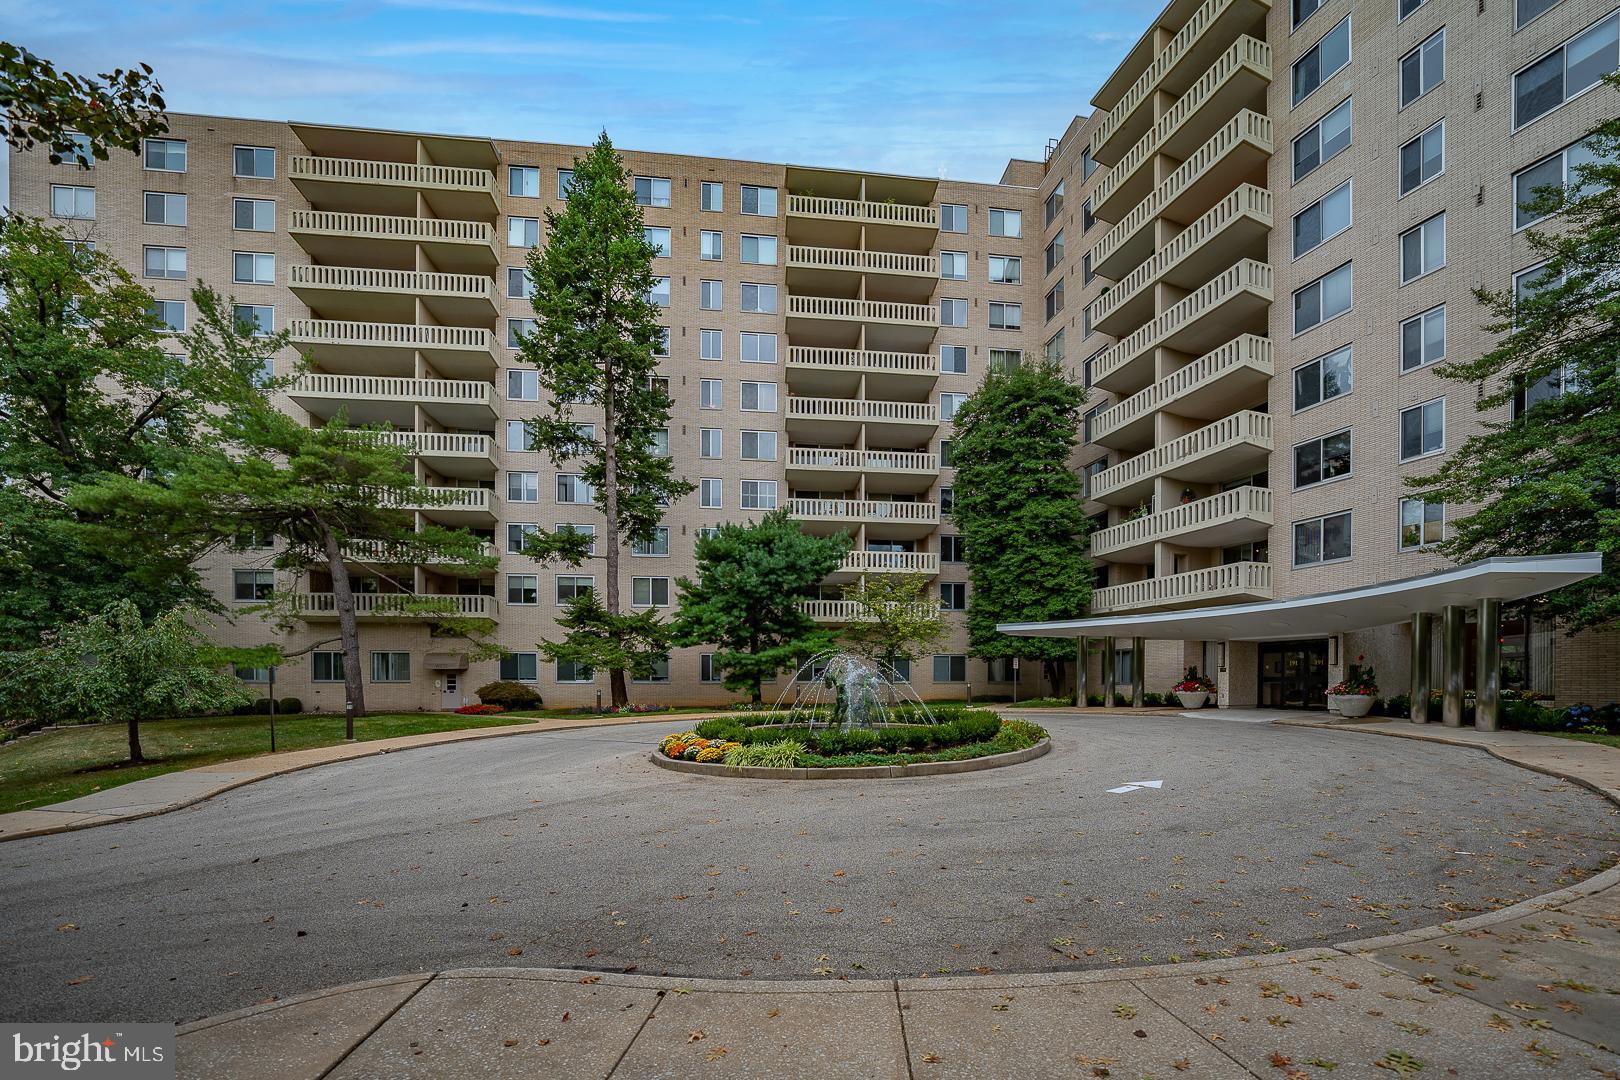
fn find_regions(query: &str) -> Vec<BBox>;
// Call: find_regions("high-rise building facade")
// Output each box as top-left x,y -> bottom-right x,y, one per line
13,0 -> 1618,711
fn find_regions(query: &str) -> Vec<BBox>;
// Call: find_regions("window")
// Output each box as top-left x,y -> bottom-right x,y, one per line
1293,429 -> 1353,487
508,368 -> 539,400
939,440 -> 953,467
507,522 -> 538,554
233,305 -> 272,337
741,479 -> 778,509
232,251 -> 274,285
740,234 -> 777,264
506,471 -> 539,502
556,575 -> 594,603
701,181 -> 723,211
741,283 -> 777,313
1046,230 -> 1065,274
1045,281 -> 1065,321
500,165 -> 539,199
648,428 -> 669,458
1399,212 -> 1446,283
58,131 -> 94,167
1400,29 -> 1445,107
700,230 -> 723,261
143,245 -> 187,279
700,329 -> 724,361
1293,510 -> 1352,566
233,569 -> 274,601
740,381 -> 776,411
741,184 -> 777,215
504,420 -> 531,452
1400,305 -> 1446,371
633,657 -> 671,684
988,255 -> 1021,284
634,176 -> 671,207
1293,179 -> 1351,258
644,226 -> 672,257
505,267 -> 532,299
235,664 -> 272,684
1399,398 -> 1445,460
234,145 -> 275,178
740,331 -> 777,363
556,474 -> 593,503
1400,498 -> 1444,549
940,392 -> 968,420
633,577 -> 671,607
1293,0 -> 1323,27
1085,459 -> 1108,498
146,191 -> 188,225
1517,0 -> 1563,29
940,251 -> 968,279
940,582 -> 966,610
506,318 -> 537,348
700,279 -> 723,310
149,300 -> 186,333
371,652 -> 411,682
144,138 -> 187,172
940,298 -> 967,327
700,428 -> 722,458
1400,0 -> 1428,18
741,430 -> 776,460
700,477 -> 723,508
940,345 -> 967,374
51,184 -> 96,219
1044,181 -> 1064,226
501,653 -> 539,681
1293,345 -> 1352,410
232,197 -> 273,232
555,523 -> 596,554
1292,97 -> 1351,182
989,302 -> 1021,330
557,169 -> 575,198
1514,14 -> 1619,128
632,527 -> 671,556
1293,261 -> 1352,333
939,486 -> 955,514
988,208 -> 1022,237
1082,198 -> 1096,231
312,651 -> 345,682
1293,15 -> 1351,107
699,653 -> 721,682
933,654 -> 967,682
1399,121 -> 1445,196
940,535 -> 964,563
648,277 -> 670,307
940,203 -> 967,232
507,574 -> 539,605
989,349 -> 1021,373
1083,405 -> 1104,443
557,660 -> 594,683
1082,147 -> 1098,179
1514,137 -> 1604,228
508,216 -> 540,247
701,379 -> 722,409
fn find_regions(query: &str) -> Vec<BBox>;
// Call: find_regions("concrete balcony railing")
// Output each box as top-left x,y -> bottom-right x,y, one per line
787,195 -> 939,229
1092,259 -> 1273,396
786,498 -> 940,526
339,538 -> 498,564
1089,183 -> 1272,338
1093,335 -> 1273,449
289,319 -> 494,357
288,264 -> 494,304
1092,127 -> 1159,224
787,294 -> 939,328
1156,35 -> 1271,161
1090,409 -> 1273,505
288,210 -> 497,263
289,155 -> 496,197
837,550 -> 941,575
1090,561 -> 1272,614
787,245 -> 938,278
289,373 -> 495,409
786,347 -> 939,379
1091,485 -> 1272,561
1092,109 -> 1272,280
786,397 -> 938,425
390,486 -> 496,514
290,592 -> 498,620
365,430 -> 497,477
786,447 -> 939,474
798,598 -> 937,623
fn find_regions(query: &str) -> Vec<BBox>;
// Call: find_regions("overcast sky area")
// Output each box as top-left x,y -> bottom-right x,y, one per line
4,0 -> 1142,182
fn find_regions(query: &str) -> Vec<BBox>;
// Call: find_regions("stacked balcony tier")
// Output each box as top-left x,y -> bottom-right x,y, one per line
288,264 -> 496,325
785,195 -> 939,254
828,550 -> 941,581
289,320 -> 497,380
786,447 -> 938,494
365,431 -> 497,479
1090,561 -> 1272,614
787,498 -> 939,541
287,373 -> 497,428
786,294 -> 939,353
290,592 -> 498,620
289,210 -> 498,274
784,346 -> 939,399
797,598 -> 937,623
786,396 -> 938,448
1093,335 -> 1273,451
1090,410 -> 1273,506
1090,485 -> 1271,563
288,155 -> 498,218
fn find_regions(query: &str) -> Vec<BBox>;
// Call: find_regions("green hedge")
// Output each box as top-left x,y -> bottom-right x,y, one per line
693,708 -> 1003,756
798,718 -> 1048,769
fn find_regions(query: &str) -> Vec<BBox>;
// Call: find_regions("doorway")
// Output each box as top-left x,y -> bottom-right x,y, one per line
440,673 -> 462,710
1258,640 -> 1329,709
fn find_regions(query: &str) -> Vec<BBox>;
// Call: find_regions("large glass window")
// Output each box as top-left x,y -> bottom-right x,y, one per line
940,345 -> 967,374
940,298 -> 967,327
147,192 -> 189,225
370,652 -> 411,683
1399,212 -> 1446,283
633,176 -> 671,207
1400,305 -> 1446,372
939,204 -> 967,232
1293,179 -> 1352,258
233,145 -> 275,178
1293,262 -> 1352,333
1293,429 -> 1352,487
940,251 -> 968,279
143,138 -> 187,172
739,234 -> 776,264
988,208 -> 1021,237
51,185 -> 96,219
1399,498 -> 1444,549
1044,181 -> 1064,226
741,283 -> 777,312
1293,345 -> 1352,410
988,255 -> 1021,284
1399,398 -> 1445,460
1293,15 -> 1352,106
509,165 -> 539,197
1514,14 -> 1619,127
1292,97 -> 1351,182
1293,511 -> 1352,566
1398,120 -> 1445,195
501,653 -> 539,681
1399,29 -> 1445,107
232,197 -> 271,231
144,245 -> 187,280
1513,136 -> 1605,228
740,184 -> 777,215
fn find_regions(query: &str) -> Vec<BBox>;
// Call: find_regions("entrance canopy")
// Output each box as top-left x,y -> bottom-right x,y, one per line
997,553 -> 1601,641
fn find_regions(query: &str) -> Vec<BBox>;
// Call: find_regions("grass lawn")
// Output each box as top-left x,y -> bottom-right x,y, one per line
1547,731 -> 1620,750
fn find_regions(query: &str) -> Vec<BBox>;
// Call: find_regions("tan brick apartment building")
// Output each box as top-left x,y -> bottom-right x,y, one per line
14,0 -> 1619,711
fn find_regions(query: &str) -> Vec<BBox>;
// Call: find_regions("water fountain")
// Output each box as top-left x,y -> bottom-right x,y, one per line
772,651 -> 938,732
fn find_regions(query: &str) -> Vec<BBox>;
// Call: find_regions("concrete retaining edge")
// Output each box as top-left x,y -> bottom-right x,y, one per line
648,736 -> 1050,779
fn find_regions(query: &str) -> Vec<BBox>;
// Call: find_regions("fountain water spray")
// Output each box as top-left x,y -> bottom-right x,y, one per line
771,651 -> 937,732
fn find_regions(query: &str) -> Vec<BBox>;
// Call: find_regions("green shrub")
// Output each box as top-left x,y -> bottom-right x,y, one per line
232,700 -> 256,716
723,738 -> 805,768
696,709 -> 1001,756
476,680 -> 543,708
252,697 -> 273,715
277,697 -> 302,715
997,718 -> 1048,749
1142,691 -> 1164,707
1112,693 -> 1129,707
1086,694 -> 1104,707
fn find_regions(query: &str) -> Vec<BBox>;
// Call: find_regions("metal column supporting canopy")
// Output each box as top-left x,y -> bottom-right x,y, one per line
1441,605 -> 1468,728
1410,613 -> 1432,725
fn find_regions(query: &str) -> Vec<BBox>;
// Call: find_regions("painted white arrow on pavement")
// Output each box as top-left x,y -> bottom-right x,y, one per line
1107,780 -> 1164,794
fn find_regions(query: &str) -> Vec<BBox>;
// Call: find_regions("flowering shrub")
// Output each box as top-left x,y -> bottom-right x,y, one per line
1328,656 -> 1378,696
695,746 -> 724,763
454,703 -> 505,715
1172,666 -> 1216,694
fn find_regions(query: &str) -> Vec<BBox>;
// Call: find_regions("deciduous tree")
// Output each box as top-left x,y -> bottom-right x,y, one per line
839,573 -> 946,676
0,42 -> 167,165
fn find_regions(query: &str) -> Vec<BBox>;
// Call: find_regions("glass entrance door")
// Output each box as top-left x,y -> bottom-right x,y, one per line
1258,640 -> 1330,708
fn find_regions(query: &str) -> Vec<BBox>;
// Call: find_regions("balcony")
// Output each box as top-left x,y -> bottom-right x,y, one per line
786,447 -> 938,494
1091,561 -> 1271,614
369,431 -> 497,479
786,245 -> 937,305
797,598 -> 937,623
833,550 -> 941,578
1093,128 -> 1159,225
1094,335 -> 1273,450
287,320 -> 497,381
290,592 -> 497,621
786,497 -> 940,541
1157,36 -> 1270,161
786,194 -> 939,254
1093,259 -> 1272,397
339,538 -> 498,566
1089,184 -> 1272,339
288,155 -> 498,218
1091,485 -> 1271,563
288,210 -> 498,274
786,396 -> 938,448
787,294 -> 938,352
1090,410 -> 1273,506
1093,109 -> 1272,281
287,264 -> 496,325
287,373 -> 497,428
784,346 -> 938,401
390,485 -> 499,528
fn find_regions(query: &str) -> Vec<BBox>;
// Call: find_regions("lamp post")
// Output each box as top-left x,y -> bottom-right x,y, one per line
268,665 -> 278,752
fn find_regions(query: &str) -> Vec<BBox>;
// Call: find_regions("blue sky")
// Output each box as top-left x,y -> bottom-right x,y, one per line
3,0 -> 1142,182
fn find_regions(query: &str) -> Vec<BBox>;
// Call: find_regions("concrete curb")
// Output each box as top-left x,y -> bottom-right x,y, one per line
648,736 -> 1050,779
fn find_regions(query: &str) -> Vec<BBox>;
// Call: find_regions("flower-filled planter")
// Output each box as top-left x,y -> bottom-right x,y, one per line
1328,657 -> 1378,718
1172,667 -> 1217,709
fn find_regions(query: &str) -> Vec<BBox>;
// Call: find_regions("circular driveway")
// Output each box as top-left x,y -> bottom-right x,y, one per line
3,713 -> 1613,1023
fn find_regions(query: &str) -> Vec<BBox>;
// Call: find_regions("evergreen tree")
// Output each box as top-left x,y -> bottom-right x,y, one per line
949,359 -> 1092,695
539,592 -> 672,693
514,132 -> 693,706
671,511 -> 848,704
1406,76 -> 1620,632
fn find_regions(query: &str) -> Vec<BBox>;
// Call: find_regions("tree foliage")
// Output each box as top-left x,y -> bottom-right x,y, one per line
1406,76 -> 1620,633
0,42 -> 168,165
949,359 -> 1092,692
839,573 -> 946,671
671,511 -> 848,703
539,591 -> 672,685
